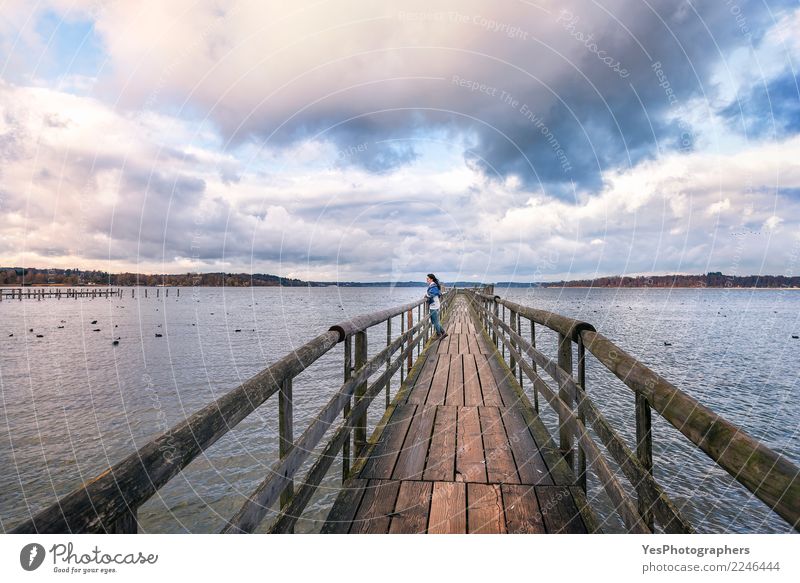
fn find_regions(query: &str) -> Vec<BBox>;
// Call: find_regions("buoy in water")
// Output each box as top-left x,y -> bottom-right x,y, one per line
112,340 -> 119,346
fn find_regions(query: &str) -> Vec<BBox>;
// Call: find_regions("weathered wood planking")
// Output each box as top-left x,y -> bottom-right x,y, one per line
392,405 -> 437,480
429,482 -> 466,534
359,404 -> 416,479
350,480 -> 401,534
321,294 -> 599,535
467,483 -> 506,533
502,484 -> 546,533
389,481 -> 432,533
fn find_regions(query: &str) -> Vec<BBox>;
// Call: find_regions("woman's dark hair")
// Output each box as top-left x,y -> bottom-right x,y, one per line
427,273 -> 443,290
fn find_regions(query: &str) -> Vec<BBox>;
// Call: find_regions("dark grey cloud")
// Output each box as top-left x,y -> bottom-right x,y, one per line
148,0 -> 786,192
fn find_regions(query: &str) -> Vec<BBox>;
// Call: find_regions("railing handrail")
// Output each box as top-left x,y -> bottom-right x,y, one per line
464,289 -> 800,532
10,293 -> 444,534
580,329 -> 800,530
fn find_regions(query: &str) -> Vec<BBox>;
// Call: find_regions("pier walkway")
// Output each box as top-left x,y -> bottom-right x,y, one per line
322,296 -> 594,533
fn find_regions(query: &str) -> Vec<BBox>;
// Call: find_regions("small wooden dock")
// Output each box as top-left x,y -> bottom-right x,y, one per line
322,297 -> 596,533
0,287 -> 175,300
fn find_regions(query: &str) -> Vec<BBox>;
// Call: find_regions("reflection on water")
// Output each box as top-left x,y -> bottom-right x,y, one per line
0,286 -> 797,533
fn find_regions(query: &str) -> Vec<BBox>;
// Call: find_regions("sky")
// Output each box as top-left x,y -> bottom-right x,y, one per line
0,0 -> 799,283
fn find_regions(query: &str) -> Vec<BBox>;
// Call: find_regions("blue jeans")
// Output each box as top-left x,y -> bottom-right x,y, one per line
430,309 -> 444,335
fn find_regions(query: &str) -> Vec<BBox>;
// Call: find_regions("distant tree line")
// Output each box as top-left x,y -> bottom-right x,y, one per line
543,272 -> 800,288
0,267 -> 322,287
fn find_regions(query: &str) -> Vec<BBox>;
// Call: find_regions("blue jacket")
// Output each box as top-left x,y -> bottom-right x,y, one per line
425,282 -> 441,310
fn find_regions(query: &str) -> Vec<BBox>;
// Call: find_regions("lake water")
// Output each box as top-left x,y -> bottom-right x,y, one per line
0,286 -> 797,533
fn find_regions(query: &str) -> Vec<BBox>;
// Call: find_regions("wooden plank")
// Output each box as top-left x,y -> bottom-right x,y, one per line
423,406 -> 457,481
456,407 -> 487,483
467,483 -> 506,533
480,406 -> 519,484
536,485 -> 587,534
389,481 -> 433,534
447,334 -> 461,355
462,354 -> 483,406
350,479 -> 402,534
437,334 -> 451,354
359,404 -> 416,479
476,355 -> 503,407
500,407 -> 553,485
458,334 -> 469,355
405,352 -> 438,404
392,405 -> 437,480
426,354 -> 450,405
466,333 -> 481,355
502,484 -> 546,533
445,354 -> 464,406
485,348 -> 521,409
428,482 -> 466,534
321,479 -> 368,533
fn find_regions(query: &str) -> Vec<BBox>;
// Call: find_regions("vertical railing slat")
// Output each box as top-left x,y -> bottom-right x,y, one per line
354,330 -> 368,457
342,336 -> 352,481
557,332 -> 574,469
636,393 -> 655,531
279,377 -> 294,512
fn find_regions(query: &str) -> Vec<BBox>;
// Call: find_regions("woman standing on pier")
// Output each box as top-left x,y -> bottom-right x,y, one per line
426,274 -> 447,339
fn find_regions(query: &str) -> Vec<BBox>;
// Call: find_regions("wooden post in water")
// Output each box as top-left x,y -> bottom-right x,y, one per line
278,377 -> 294,513
635,393 -> 655,531
353,330 -> 368,457
342,336 -> 352,481
557,332 -> 574,469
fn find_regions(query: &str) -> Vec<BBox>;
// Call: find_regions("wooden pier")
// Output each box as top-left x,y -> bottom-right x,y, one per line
322,297 -> 595,533
0,287 -> 177,300
10,289 -> 799,534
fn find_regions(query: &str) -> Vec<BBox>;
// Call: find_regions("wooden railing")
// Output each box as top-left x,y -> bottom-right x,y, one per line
464,288 -> 800,533
11,291 -> 453,534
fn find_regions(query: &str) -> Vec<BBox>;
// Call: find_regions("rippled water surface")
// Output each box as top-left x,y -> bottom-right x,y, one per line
1,286 -> 797,533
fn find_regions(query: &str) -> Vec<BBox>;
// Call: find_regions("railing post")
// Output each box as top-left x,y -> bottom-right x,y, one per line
354,330 -> 368,457
492,301 -> 498,346
109,507 -> 138,533
509,308 -> 517,376
400,314 -> 405,385
501,304 -> 506,358
386,318 -> 391,409
416,305 -> 421,357
577,338 -> 587,493
424,303 -> 429,345
557,332 -> 574,469
342,335 -> 352,481
407,309 -> 413,371
636,393 -> 655,531
517,312 -> 523,388
278,377 -> 294,511
530,318 -> 539,412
